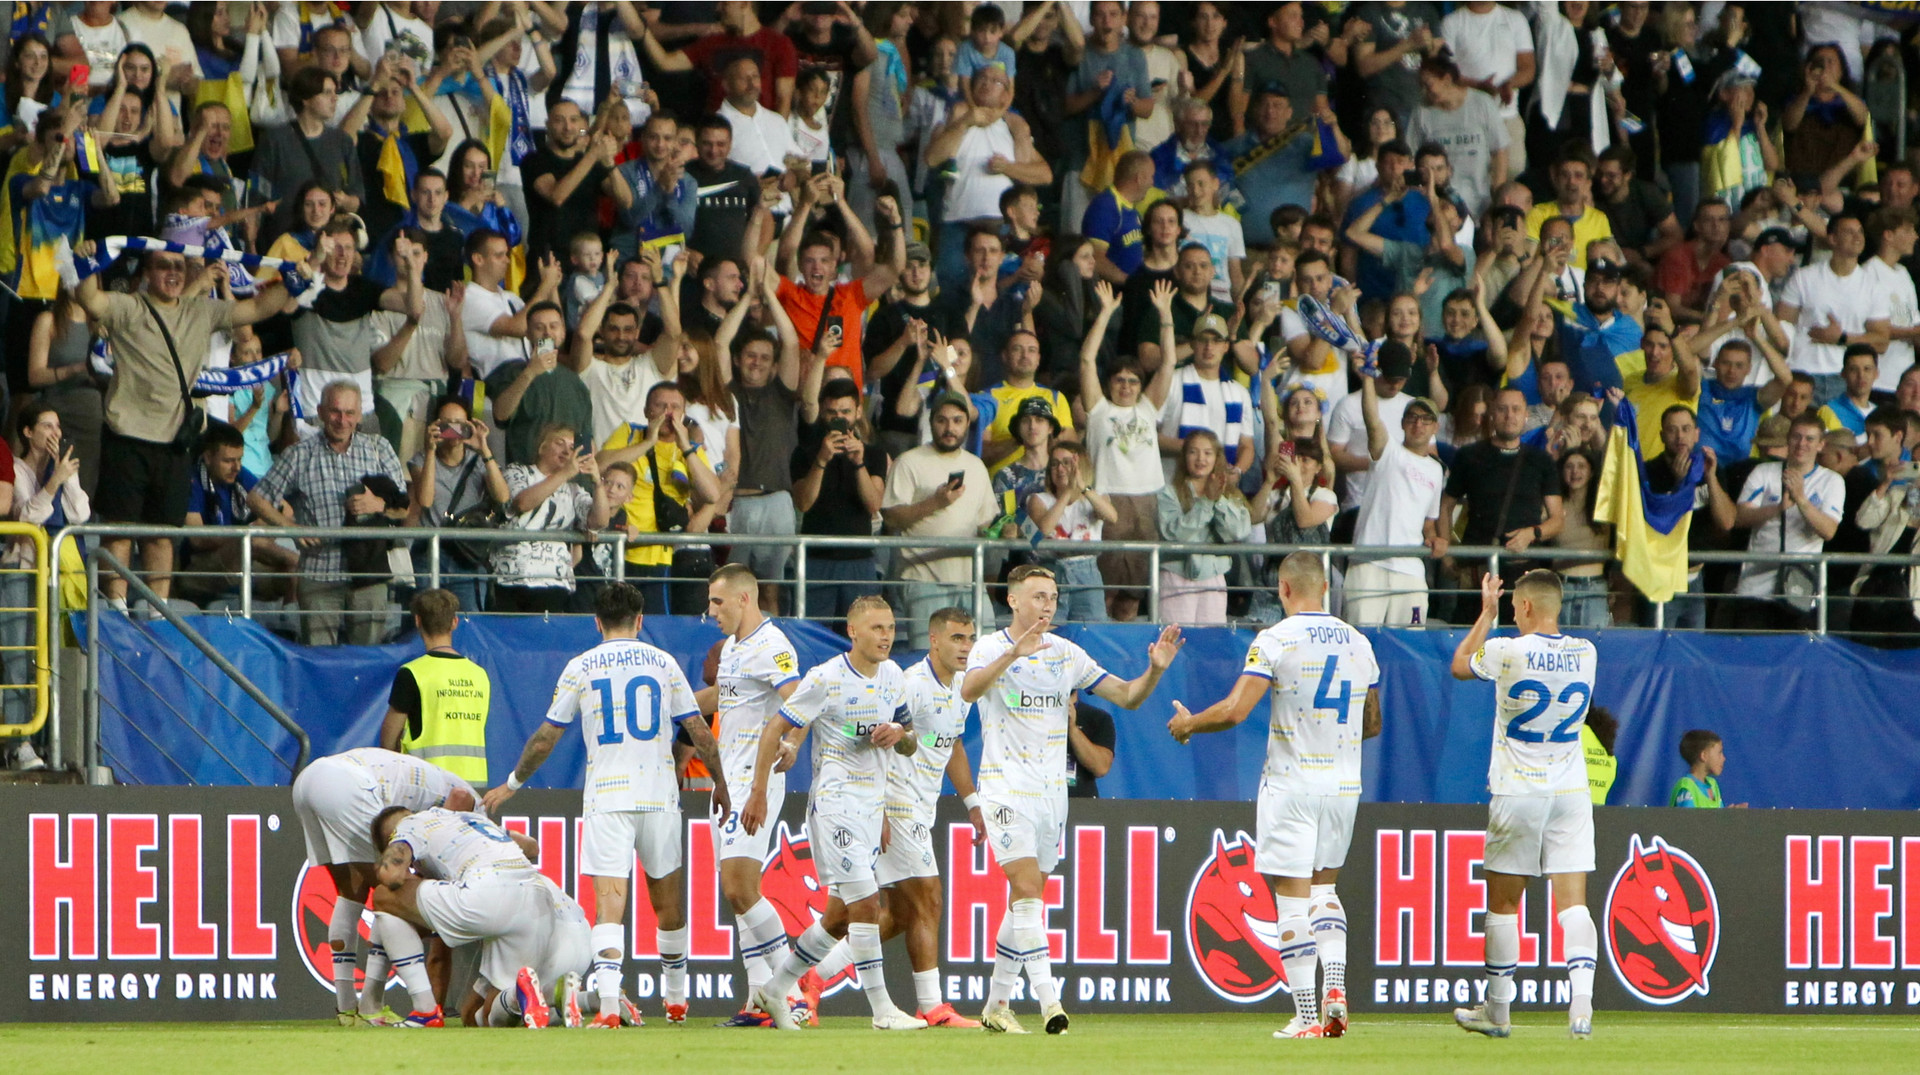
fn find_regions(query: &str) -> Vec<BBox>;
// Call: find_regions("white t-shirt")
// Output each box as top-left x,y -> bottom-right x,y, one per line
1736,461 -> 1846,598
1353,441 -> 1444,578
1030,490 -> 1103,550
360,5 -> 435,71
1241,612 -> 1379,796
544,638 -> 701,815
720,97 -> 795,178
685,400 -> 738,476
715,620 -> 801,789
462,285 -> 528,379
1327,388 -> 1413,510
1780,260 -> 1893,376
1439,4 -> 1534,120
967,629 -> 1110,803
1468,633 -> 1598,797
889,659 -> 969,828
390,808 -> 537,883
494,463 -> 595,588
71,17 -> 129,90
1182,210 -> 1247,304
1866,257 -> 1918,391
555,4 -> 651,127
581,356 -> 669,454
780,654 -> 908,815
1087,397 -> 1164,496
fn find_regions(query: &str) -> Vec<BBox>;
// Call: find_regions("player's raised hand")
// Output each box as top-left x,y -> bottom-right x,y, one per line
1478,572 -> 1503,618
739,789 -> 768,835
1148,625 -> 1185,671
1168,700 -> 1194,744
480,783 -> 516,814
1011,618 -> 1051,658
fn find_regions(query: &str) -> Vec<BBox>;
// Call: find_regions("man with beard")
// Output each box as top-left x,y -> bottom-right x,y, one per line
870,244 -> 939,457
581,294 -> 677,446
881,394 -> 998,648
615,111 -> 698,261
524,99 -> 630,265
685,253 -> 751,340
1593,145 -> 1680,273
776,180 -> 904,390
1138,243 -> 1236,370
1437,388 -> 1565,616
348,53 -> 454,242
1521,243 -> 1635,401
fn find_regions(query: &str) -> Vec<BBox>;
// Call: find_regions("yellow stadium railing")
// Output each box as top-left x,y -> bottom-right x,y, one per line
0,522 -> 50,738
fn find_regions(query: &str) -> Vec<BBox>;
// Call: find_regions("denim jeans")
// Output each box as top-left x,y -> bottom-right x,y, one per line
1558,574 -> 1611,628
903,579 -> 977,648
1666,572 -> 1707,630
1808,373 -> 1846,408
1051,556 -> 1109,623
804,555 -> 880,622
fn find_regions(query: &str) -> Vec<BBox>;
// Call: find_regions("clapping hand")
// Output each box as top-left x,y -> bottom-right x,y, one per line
1147,625 -> 1184,671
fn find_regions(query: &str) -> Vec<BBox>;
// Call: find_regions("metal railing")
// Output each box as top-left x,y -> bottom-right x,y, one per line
0,522 -> 49,740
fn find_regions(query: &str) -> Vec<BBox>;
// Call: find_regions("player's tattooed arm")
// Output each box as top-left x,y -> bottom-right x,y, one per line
376,841 -> 414,891
1362,687 -> 1382,740
481,723 -> 565,813
681,713 -> 733,818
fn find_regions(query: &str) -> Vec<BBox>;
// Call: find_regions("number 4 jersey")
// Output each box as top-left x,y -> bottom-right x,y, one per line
544,638 -> 702,815
1469,633 -> 1597,797
1242,612 -> 1379,796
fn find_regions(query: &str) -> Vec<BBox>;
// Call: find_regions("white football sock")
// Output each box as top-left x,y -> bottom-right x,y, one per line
1560,904 -> 1598,1022
737,900 -> 789,998
987,912 -> 1020,1010
329,897 -> 365,1013
849,922 -> 898,1016
658,925 -> 690,1006
1010,898 -> 1056,1009
357,939 -> 389,1016
376,913 -> 435,1012
591,922 -> 624,1014
1275,896 -> 1318,1022
766,921 -> 834,1003
913,969 -> 942,1014
1308,884 -> 1348,997
813,937 -> 855,983
1483,911 -> 1520,1024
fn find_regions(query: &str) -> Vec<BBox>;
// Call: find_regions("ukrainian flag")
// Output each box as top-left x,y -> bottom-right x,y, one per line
1593,399 -> 1702,604
72,128 -> 107,181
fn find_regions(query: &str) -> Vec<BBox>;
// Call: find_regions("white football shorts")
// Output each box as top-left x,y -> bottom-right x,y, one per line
419,873 -> 590,994
875,815 -> 939,887
1484,792 -> 1596,877
292,755 -> 383,866
710,769 -> 787,862
981,794 -> 1066,874
580,809 -> 684,880
1255,788 -> 1357,879
809,807 -> 883,903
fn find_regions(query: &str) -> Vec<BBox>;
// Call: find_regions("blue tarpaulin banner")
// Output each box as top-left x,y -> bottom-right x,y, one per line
85,615 -> 1920,810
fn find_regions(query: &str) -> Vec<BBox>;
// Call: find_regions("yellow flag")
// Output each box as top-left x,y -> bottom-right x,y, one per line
1592,422 -> 1692,603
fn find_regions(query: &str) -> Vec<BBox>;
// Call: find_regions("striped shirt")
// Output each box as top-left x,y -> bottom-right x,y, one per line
254,431 -> 407,583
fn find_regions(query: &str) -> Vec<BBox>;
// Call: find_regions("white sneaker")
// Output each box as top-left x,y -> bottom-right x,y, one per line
1454,1004 -> 1511,1038
1570,1015 -> 1593,1040
1273,1015 -> 1324,1039
105,597 -> 129,613
980,1004 -> 1028,1034
9,742 -> 46,771
1041,999 -> 1070,1035
872,1009 -> 926,1031
753,986 -> 800,1031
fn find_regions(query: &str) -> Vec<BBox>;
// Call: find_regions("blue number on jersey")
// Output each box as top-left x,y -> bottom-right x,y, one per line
464,816 -> 514,843
590,675 -> 665,745
1505,678 -> 1590,744
1313,656 -> 1353,723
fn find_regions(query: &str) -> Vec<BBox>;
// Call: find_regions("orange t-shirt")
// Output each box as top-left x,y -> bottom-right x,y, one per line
777,276 -> 871,389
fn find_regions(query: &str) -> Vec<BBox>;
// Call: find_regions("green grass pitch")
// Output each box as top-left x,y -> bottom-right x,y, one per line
4,1013 -> 1920,1073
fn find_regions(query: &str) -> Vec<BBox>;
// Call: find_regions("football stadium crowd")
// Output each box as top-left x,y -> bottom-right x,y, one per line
2,0 -> 1919,683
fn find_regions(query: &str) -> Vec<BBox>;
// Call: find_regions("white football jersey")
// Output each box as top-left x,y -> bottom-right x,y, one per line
716,620 -> 801,788
1469,632 -> 1599,796
889,658 -> 971,828
1242,612 -> 1379,797
781,655 -> 910,814
339,747 -> 475,811
968,630 -> 1110,802
544,638 -> 701,815
390,807 -> 537,883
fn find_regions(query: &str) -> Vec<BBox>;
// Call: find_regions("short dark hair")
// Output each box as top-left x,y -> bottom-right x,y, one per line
594,581 -> 647,628
644,380 -> 685,409
1586,706 -> 1619,756
371,805 -> 410,852
799,230 -> 837,255
1844,342 -> 1880,367
1598,144 -> 1638,173
525,300 -> 563,323
412,588 -> 460,634
1414,142 -> 1448,166
969,3 -> 1005,29
286,66 -> 337,112
464,227 -> 507,263
1661,402 -> 1695,429
412,166 -> 447,190
1864,406 -> 1907,437
999,183 -> 1038,214
695,113 -> 734,138
430,394 -> 472,420
198,420 -> 246,456
1294,249 -> 1331,273
1377,139 -> 1413,161
1301,212 -> 1338,237
604,302 -> 640,323
1678,729 -> 1722,766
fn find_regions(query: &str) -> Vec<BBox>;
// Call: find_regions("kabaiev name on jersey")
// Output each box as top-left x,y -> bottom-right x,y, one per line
1525,650 -> 1585,673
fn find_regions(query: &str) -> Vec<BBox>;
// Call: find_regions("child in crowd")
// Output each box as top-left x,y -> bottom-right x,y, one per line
788,67 -> 834,167
563,231 -> 606,328
225,327 -> 286,479
956,3 -> 1016,99
1672,729 -> 1746,807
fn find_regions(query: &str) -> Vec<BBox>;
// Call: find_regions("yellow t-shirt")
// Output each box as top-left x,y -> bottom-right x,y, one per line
1525,202 -> 1614,269
1616,349 -> 1698,457
598,423 -> 703,567
983,384 -> 1074,467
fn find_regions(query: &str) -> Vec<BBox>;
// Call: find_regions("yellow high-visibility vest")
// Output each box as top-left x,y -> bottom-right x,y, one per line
399,652 -> 491,783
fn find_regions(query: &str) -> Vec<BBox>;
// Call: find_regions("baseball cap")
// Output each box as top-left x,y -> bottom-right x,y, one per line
1587,256 -> 1625,279
1376,339 -> 1414,380
929,391 -> 971,417
1404,396 -> 1440,420
1190,312 -> 1231,340
905,241 -> 933,264
1014,394 -> 1062,432
1753,414 -> 1791,449
1753,227 -> 1795,252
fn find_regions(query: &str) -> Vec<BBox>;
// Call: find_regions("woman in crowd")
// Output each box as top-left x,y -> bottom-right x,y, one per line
1250,438 -> 1338,547
90,45 -> 181,241
1553,447 -> 1612,627
4,402 -> 89,770
25,285 -> 103,497
1,33 -> 57,157
1117,201 -> 1185,349
493,423 -> 611,614
1156,429 -> 1251,625
1081,280 -> 1172,620
1501,301 -> 1564,402
1179,1 -> 1240,145
1380,293 -> 1450,407
407,397 -> 507,615
1029,435 -> 1115,625
1034,235 -> 1116,381
1439,383 -> 1495,457
848,1 -> 917,234
1652,2 -> 1739,227
1333,107 -> 1398,220
897,331 -> 995,456
676,268 -> 741,490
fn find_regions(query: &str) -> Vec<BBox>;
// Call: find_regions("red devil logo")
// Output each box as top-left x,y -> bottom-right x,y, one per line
292,862 -> 382,991
1605,835 -> 1719,1005
760,821 -> 827,938
1184,830 -> 1288,1002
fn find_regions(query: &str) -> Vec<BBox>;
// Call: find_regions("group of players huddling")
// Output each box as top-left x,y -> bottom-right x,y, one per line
294,555 -> 1598,1041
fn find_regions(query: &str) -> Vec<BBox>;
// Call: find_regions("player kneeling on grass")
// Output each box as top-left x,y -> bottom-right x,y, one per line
371,806 -> 591,1029
1169,552 -> 1380,1040
484,582 -> 729,1028
1449,571 -> 1601,1041
797,607 -> 988,1028
739,596 -> 926,1031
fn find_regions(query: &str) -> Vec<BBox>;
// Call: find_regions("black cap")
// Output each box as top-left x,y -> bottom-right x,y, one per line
1587,257 -> 1625,278
1376,340 -> 1414,380
1754,227 -> 1795,251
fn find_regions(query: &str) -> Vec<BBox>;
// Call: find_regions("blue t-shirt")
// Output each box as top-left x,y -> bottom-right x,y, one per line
1555,306 -> 1636,398
1082,188 -> 1144,276
1820,394 -> 1872,440
1697,380 -> 1761,459
1224,129 -> 1317,246
1342,188 -> 1432,302
186,465 -> 260,526
955,39 -> 1017,79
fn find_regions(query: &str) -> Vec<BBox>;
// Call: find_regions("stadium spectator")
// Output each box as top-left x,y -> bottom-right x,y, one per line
1525,145 -> 1613,271
1403,54 -> 1508,217
713,53 -> 797,210
1439,0 -> 1535,177
1779,215 -> 1889,408
724,266 -> 809,612
1849,408 -> 1920,637
522,99 -> 627,266
596,381 -> 721,617
1156,429 -> 1251,625
1550,449 -> 1610,628
25,285 -> 104,497
1225,88 -> 1324,249
1696,327 -> 1793,464
685,114 -> 768,266
1082,150 -> 1155,285
881,393 -> 997,648
1347,368 -> 1445,627
288,219 -> 387,429
1033,237 -> 1119,384
1594,146 -> 1680,274
1180,164 -> 1244,306
1159,313 -> 1254,474
1816,345 -> 1881,446
254,66 -> 365,242
1339,138 -> 1423,304
777,182 -> 904,390
1059,0 -> 1150,239
1114,200 -> 1184,350
1150,97 -> 1232,201
983,331 -> 1073,467
179,421 -> 299,606
1137,243 -> 1235,371
1734,413 -> 1845,629
1081,281 -> 1172,621
1248,436 -> 1336,552
348,53 -> 453,243
1238,1 -> 1329,122
1028,442 -> 1113,624
248,380 -> 410,645
1439,388 -> 1565,606
1657,201 -> 1733,322
933,227 -> 1033,380
638,1 -> 799,116
1346,179 -> 1473,334
845,3 -> 918,235
792,378 -> 886,623
925,65 -> 1049,290
4,399 -> 84,766
1866,207 -> 1919,397
405,398 -> 506,616
370,232 -> 468,465
492,420 -> 612,615
992,396 -> 1057,535
1067,696 -> 1116,798
615,111 -> 697,261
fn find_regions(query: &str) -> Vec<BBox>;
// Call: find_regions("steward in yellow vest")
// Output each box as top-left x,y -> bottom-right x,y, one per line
382,589 -> 490,782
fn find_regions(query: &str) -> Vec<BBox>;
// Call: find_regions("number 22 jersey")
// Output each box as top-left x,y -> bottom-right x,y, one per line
1241,612 -> 1378,797
1469,633 -> 1598,797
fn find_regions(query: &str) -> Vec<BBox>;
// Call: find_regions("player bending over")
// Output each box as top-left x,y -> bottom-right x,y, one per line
484,582 -> 729,1027
740,596 -> 927,1031
370,806 -> 589,1029
290,747 -> 477,1024
962,564 -> 1184,1034
1169,552 -> 1381,1040
799,606 -> 988,1028
697,563 -> 807,1026
1450,571 -> 1601,1040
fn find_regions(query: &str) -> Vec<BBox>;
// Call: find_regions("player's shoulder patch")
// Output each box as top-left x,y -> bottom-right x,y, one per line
773,648 -> 797,675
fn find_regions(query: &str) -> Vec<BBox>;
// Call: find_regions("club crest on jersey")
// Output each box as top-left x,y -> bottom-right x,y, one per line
760,821 -> 826,936
1605,835 -> 1720,1005
291,862 -> 384,992
774,651 -> 797,674
1184,830 -> 1288,1003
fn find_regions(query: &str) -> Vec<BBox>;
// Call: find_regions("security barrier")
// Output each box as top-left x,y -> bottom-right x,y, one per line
0,522 -> 50,740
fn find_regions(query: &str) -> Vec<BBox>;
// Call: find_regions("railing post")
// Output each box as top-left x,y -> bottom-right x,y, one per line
239,533 -> 253,620
1653,600 -> 1666,629
47,531 -> 64,770
1816,558 -> 1828,636
428,533 -> 443,590
613,532 -> 627,581
1148,545 -> 1163,623
973,542 -> 986,620
794,542 -> 808,620
85,550 -> 101,783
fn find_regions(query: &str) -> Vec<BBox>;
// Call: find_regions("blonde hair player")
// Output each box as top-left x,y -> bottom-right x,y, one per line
1167,552 -> 1381,1040
961,564 -> 1185,1033
1450,570 -> 1601,1041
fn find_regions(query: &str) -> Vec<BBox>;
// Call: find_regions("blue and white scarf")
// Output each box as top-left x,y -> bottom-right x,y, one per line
493,66 -> 534,166
57,235 -> 314,299
1173,369 -> 1248,468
